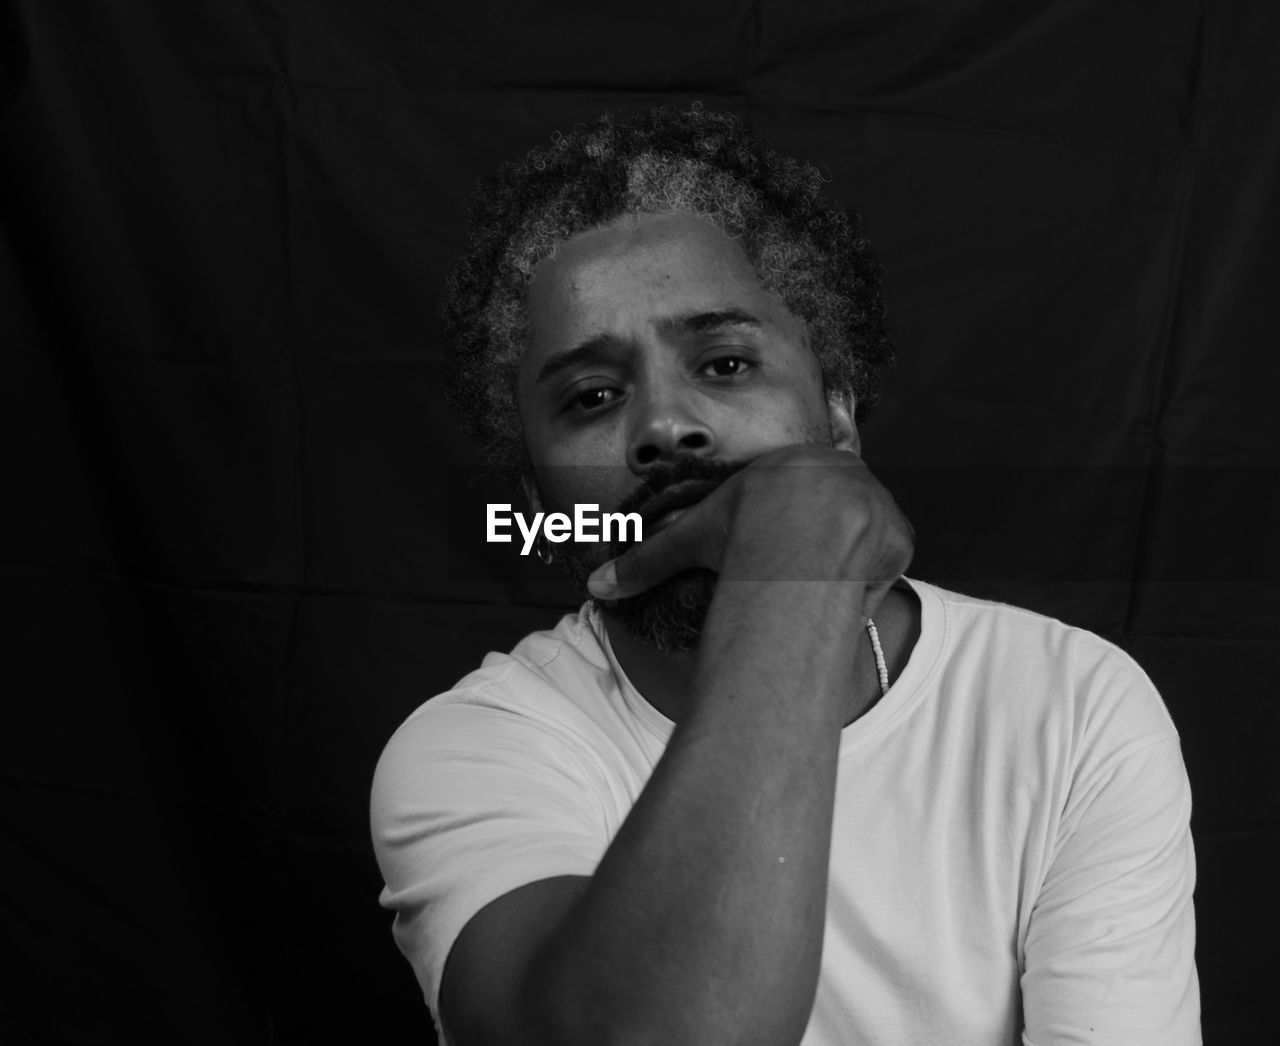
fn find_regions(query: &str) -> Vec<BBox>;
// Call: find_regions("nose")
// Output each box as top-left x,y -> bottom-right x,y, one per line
626,384 -> 716,471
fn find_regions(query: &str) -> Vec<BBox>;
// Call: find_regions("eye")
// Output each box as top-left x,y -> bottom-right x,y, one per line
700,355 -> 755,378
565,384 -> 621,415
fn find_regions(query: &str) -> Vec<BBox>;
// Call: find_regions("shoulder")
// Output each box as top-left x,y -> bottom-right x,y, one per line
376,605 -> 612,766
917,580 -> 1179,755
368,609 -> 625,1032
370,603 -> 654,848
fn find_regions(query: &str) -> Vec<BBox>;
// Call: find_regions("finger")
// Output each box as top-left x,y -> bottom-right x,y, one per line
587,512 -> 719,600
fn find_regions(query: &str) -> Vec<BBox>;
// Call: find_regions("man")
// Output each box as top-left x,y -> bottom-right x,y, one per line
371,105 -> 1199,1045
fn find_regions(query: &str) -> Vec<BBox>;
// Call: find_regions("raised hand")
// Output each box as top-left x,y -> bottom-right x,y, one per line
588,444 -> 914,620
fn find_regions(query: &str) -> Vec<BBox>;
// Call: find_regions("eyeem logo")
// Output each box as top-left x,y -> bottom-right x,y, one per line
487,504 -> 643,556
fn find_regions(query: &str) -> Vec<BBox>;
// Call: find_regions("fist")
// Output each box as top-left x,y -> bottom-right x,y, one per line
588,445 -> 914,615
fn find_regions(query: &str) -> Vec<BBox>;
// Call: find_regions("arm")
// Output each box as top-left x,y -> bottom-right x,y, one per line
442,447 -> 913,1046
1021,678 -> 1200,1045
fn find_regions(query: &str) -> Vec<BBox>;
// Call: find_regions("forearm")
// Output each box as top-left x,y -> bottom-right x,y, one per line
527,580 -> 865,1046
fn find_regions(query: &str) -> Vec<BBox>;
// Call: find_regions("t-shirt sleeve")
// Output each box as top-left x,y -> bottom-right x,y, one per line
370,689 -> 609,1024
1020,649 -> 1200,1045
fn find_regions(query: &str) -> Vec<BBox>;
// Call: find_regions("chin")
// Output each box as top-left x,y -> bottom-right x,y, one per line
556,543 -> 714,652
598,569 -> 717,654
550,456 -> 761,651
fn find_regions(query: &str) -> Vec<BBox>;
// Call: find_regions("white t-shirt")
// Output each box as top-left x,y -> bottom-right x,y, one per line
371,579 -> 1200,1045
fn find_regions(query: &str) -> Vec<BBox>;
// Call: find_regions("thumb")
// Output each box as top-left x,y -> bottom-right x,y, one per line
587,514 -> 718,600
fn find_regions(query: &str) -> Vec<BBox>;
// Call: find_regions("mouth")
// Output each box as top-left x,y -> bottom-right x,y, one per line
638,479 -> 721,536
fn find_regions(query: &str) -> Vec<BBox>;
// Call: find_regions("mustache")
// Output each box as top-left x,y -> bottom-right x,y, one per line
613,457 -> 750,518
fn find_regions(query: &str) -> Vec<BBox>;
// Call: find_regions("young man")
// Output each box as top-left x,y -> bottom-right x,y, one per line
371,106 -> 1199,1045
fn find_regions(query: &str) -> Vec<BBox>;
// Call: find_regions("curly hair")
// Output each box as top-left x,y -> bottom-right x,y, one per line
441,103 -> 894,480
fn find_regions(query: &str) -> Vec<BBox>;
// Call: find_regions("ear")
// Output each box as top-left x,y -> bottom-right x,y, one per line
826,389 -> 861,456
520,473 -> 544,514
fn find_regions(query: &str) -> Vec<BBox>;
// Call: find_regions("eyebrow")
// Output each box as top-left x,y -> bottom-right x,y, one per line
535,308 -> 765,385
535,335 -> 619,385
659,307 -> 764,336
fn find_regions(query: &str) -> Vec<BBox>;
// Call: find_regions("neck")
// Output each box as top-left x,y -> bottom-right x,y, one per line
602,579 -> 921,726
600,610 -> 700,722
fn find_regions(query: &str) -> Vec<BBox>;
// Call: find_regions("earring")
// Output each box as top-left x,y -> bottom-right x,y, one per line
536,534 -> 554,565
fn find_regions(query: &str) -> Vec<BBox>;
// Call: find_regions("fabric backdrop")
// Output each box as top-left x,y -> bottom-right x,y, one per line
2,1 -> 1276,1042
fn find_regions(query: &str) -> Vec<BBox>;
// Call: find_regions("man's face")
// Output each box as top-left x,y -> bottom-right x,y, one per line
516,210 -> 857,649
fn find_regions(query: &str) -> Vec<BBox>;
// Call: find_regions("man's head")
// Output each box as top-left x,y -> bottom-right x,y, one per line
442,104 -> 894,649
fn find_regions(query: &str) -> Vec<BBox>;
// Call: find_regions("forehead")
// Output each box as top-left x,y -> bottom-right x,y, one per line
523,211 -> 797,363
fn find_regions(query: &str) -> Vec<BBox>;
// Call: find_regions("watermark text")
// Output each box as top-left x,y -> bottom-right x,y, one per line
486,504 -> 642,555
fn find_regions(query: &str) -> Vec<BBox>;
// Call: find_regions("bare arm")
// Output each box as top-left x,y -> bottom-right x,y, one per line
442,448 -> 913,1046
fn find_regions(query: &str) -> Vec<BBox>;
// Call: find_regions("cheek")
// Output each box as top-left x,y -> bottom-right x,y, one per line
536,435 -> 619,476
533,458 -> 635,517
522,394 -> 626,466
776,364 -> 834,442
718,386 -> 830,452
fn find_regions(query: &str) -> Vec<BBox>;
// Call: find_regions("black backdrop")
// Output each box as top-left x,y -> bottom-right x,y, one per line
2,1 -> 1277,1043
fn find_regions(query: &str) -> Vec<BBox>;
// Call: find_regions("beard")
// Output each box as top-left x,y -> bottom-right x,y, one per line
541,415 -> 841,653
552,457 -> 750,653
